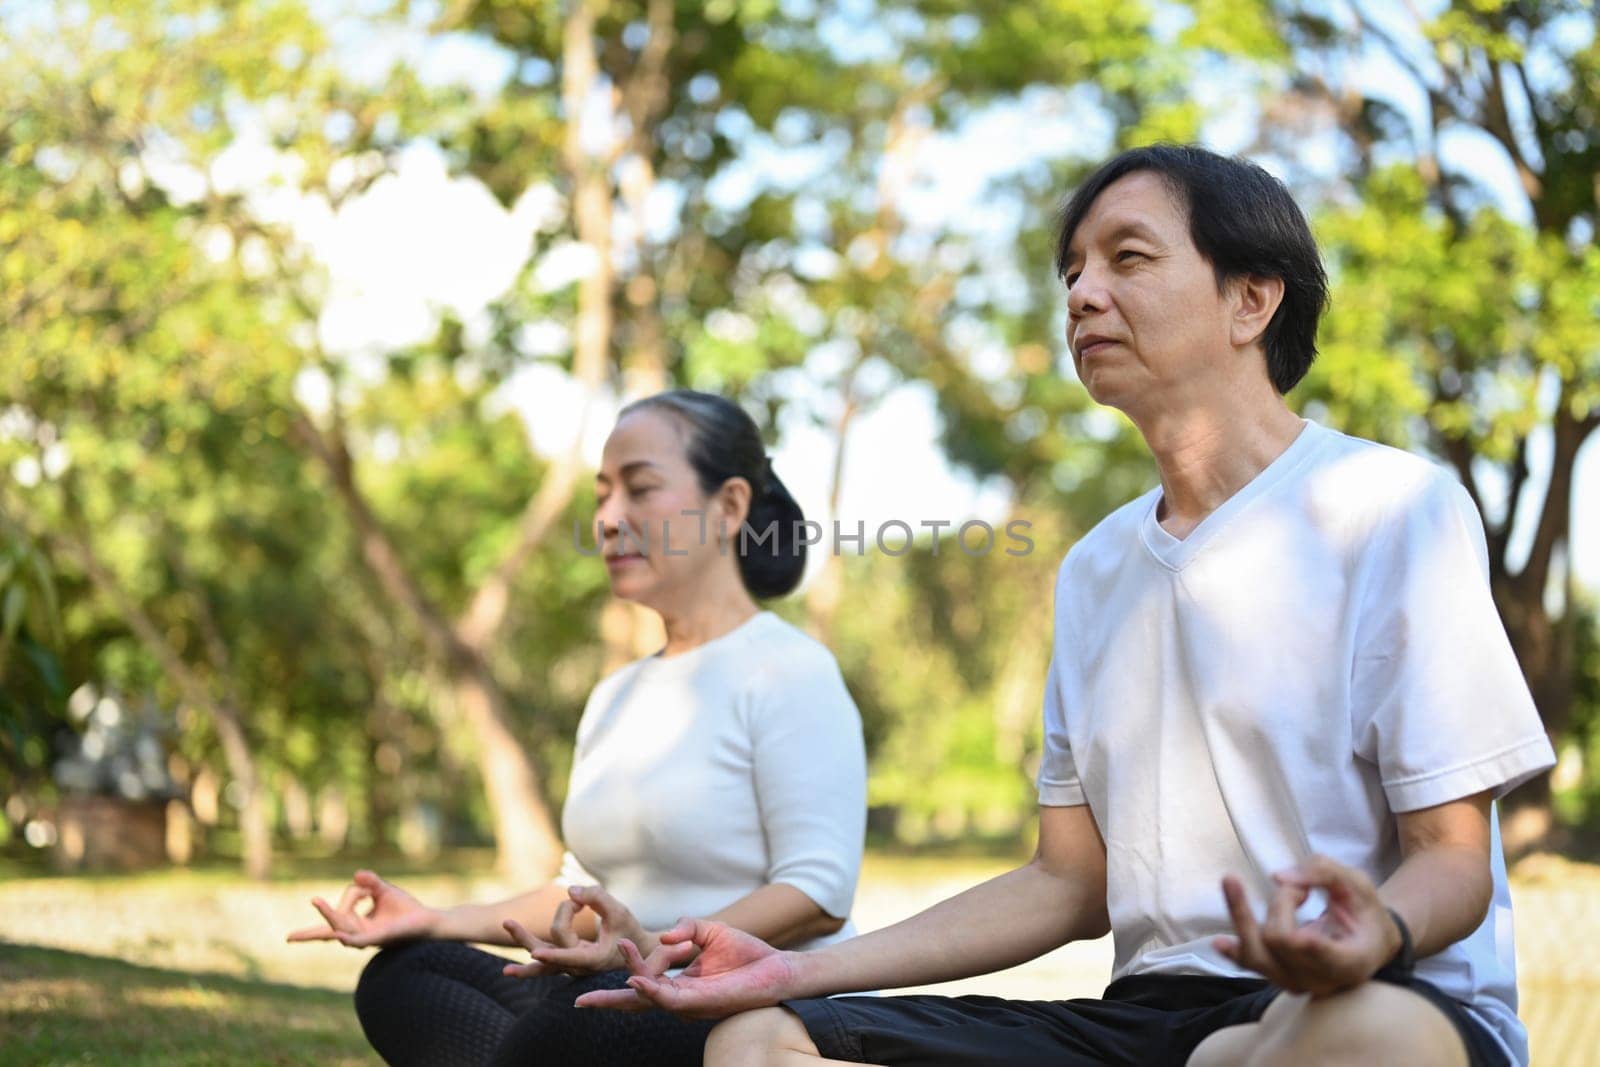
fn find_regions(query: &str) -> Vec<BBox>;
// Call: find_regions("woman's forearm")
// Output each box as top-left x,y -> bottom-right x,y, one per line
431,882 -> 596,945
432,881 -> 829,950
707,882 -> 845,949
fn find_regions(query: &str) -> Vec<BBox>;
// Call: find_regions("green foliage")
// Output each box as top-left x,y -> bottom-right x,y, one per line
4,0 -> 1598,861
1282,1 -> 1599,827
0,0 -> 419,860
1555,600 -> 1600,828
0,523 -> 68,803
828,508 -> 1073,845
1301,165 -> 1593,452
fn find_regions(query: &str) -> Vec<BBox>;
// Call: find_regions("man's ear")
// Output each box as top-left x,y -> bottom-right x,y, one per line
1229,274 -> 1285,351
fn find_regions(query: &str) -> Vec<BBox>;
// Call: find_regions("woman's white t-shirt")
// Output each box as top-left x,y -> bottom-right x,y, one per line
1037,421 -> 1554,1065
560,611 -> 867,950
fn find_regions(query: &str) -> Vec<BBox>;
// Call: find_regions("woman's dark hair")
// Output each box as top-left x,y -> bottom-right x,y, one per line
1053,144 -> 1329,394
620,389 -> 806,599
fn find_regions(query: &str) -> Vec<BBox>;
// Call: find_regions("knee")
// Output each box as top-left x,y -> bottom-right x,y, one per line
705,1007 -> 814,1067
1248,985 -> 1467,1067
1186,1024 -> 1260,1067
353,941 -> 428,1023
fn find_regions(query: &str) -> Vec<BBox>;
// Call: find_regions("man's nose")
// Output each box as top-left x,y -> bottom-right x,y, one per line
1066,263 -> 1107,319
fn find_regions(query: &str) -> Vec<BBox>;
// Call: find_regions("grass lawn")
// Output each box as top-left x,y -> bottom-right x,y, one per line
2,849 -> 1599,1064
0,942 -> 371,1066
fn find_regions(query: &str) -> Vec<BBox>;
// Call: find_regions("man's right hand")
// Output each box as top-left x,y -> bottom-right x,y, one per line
574,918 -> 799,1020
287,869 -> 438,948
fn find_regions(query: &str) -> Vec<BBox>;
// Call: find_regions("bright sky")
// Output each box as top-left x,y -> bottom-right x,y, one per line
282,5 -> 1598,592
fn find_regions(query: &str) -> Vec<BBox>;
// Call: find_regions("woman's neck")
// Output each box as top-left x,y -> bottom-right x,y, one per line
656,590 -> 761,658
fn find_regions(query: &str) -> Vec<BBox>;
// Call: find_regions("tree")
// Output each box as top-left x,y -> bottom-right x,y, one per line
0,0 -> 405,877
407,0 -> 1286,853
1273,0 -> 1600,839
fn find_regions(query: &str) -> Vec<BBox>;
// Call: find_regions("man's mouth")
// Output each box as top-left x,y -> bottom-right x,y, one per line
1076,333 -> 1119,358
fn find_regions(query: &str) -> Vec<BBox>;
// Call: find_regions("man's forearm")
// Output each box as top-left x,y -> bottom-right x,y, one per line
1378,843 -> 1493,961
783,858 -> 1106,999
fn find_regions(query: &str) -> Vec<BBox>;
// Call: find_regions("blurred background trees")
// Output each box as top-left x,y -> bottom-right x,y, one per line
2,0 -> 1596,877
1284,0 -> 1600,843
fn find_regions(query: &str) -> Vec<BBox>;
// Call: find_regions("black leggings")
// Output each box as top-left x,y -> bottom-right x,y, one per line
353,940 -> 716,1067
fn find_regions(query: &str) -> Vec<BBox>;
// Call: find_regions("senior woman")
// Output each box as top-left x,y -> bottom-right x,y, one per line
290,390 -> 867,1066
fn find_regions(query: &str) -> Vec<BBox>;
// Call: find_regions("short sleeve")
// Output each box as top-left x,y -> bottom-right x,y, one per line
1351,475 -> 1555,813
1037,556 -> 1088,807
554,849 -> 599,888
751,653 -> 867,919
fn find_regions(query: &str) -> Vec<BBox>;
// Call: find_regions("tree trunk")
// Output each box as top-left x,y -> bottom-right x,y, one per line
805,380 -> 859,645
617,0 -> 674,399
1487,405 -> 1592,852
450,657 -> 564,883
58,529 -> 274,878
1492,582 -> 1572,852
363,663 -> 403,854
206,700 -> 272,879
272,0 -> 631,882
294,411 -> 567,880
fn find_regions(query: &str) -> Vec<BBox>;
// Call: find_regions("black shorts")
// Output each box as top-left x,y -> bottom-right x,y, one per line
784,971 -> 1510,1067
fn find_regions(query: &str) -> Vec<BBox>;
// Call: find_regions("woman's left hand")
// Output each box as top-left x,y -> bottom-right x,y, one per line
502,885 -> 662,978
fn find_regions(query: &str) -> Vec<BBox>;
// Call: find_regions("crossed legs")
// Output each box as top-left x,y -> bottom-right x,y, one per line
704,981 -> 1472,1067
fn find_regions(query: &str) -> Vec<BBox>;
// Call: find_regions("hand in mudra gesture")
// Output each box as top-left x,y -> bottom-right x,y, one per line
1214,854 -> 1404,998
574,917 -> 798,1020
502,885 -> 669,979
287,869 -> 437,949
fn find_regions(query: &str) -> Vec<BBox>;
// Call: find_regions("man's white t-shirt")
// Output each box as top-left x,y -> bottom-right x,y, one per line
560,610 -> 867,950
1036,420 -> 1555,1064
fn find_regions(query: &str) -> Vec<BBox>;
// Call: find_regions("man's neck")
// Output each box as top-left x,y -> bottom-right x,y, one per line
1134,391 -> 1305,541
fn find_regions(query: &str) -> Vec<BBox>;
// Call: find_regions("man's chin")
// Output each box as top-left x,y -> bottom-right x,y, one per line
1079,376 -> 1130,413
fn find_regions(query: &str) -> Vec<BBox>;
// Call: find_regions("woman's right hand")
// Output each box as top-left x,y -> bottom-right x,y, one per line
574,918 -> 798,1018
287,869 -> 439,949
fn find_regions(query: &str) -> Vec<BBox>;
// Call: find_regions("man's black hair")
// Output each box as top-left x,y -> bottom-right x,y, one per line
1054,144 -> 1329,394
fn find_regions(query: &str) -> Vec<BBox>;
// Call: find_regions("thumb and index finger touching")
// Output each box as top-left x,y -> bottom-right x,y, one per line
286,896 -> 363,944
285,870 -> 392,944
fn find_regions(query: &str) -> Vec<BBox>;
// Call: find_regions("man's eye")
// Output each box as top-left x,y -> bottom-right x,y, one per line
629,486 -> 655,497
1116,249 -> 1144,263
1064,272 -> 1081,288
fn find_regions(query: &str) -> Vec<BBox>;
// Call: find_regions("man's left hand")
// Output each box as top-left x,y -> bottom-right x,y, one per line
1214,854 -> 1403,997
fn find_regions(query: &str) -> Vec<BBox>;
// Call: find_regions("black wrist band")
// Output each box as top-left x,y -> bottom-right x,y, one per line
1378,906 -> 1416,982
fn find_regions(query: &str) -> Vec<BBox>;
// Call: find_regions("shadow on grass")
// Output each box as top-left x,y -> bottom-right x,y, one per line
0,941 -> 374,1065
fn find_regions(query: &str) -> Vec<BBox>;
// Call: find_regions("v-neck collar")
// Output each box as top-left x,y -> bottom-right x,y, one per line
1139,420 -> 1325,571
